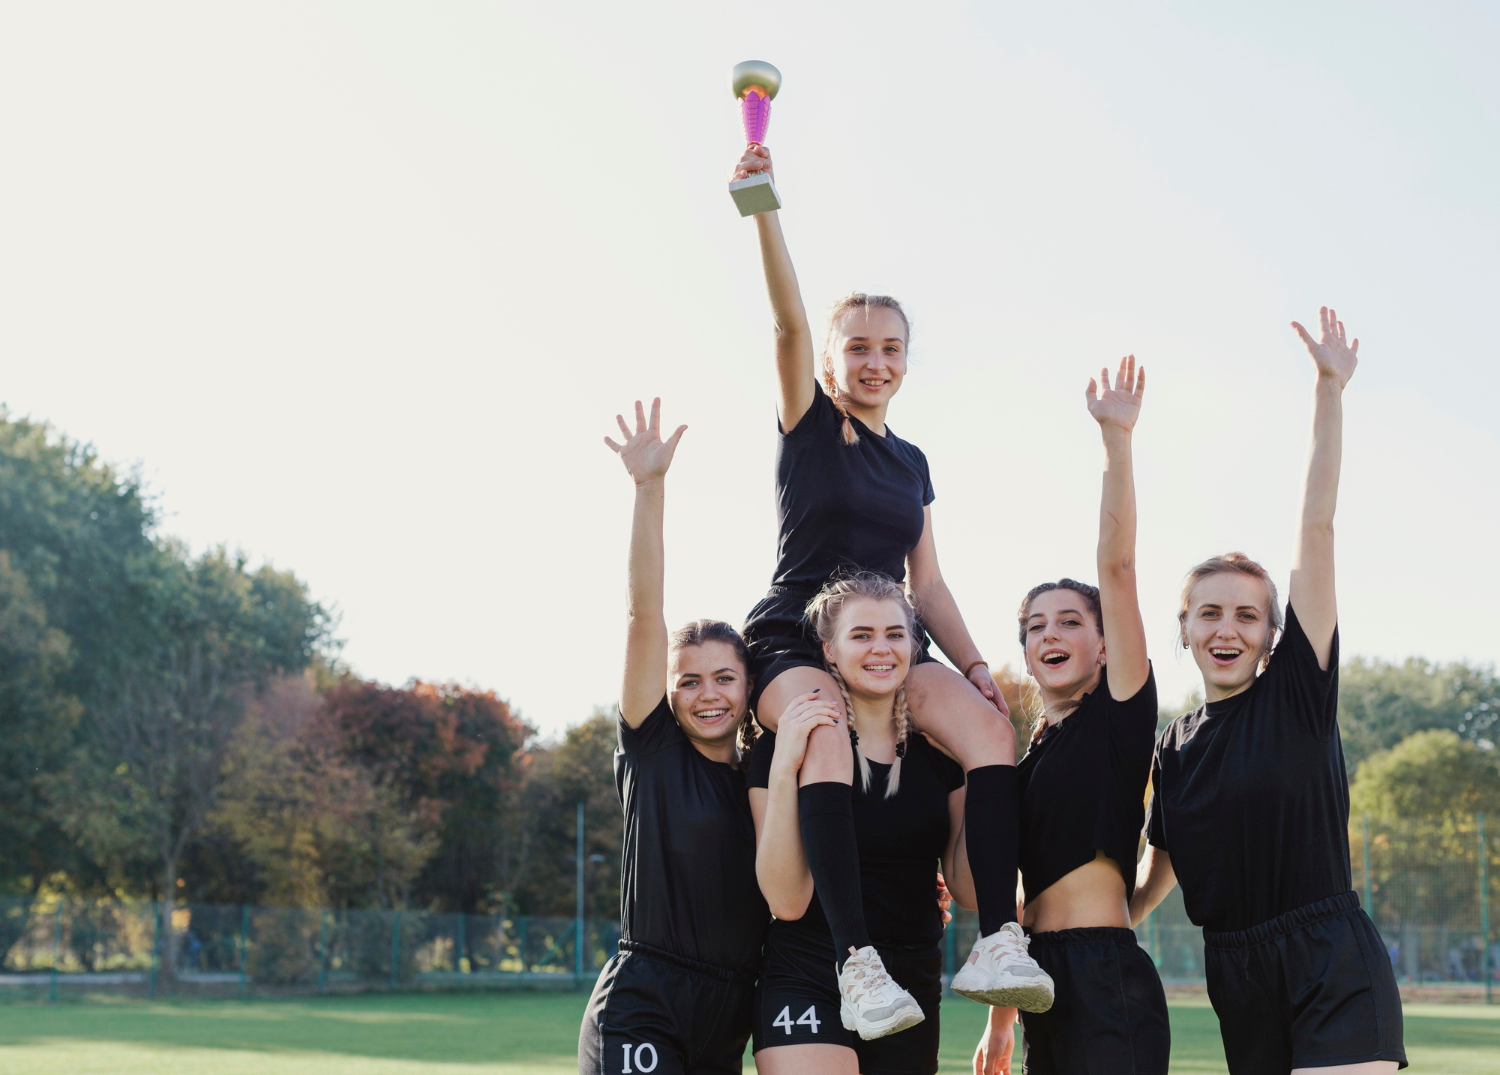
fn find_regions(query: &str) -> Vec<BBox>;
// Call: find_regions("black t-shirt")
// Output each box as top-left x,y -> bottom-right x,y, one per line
1017,667 -> 1158,904
772,387 -> 935,590
747,729 -> 965,947
1147,604 -> 1350,931
616,698 -> 768,973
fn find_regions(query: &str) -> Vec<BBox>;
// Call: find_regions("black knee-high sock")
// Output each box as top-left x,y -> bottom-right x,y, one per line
964,764 -> 1020,936
799,781 -> 871,967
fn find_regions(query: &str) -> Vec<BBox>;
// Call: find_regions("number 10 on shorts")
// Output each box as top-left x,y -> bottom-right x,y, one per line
773,1004 -> 822,1035
620,1042 -> 658,1073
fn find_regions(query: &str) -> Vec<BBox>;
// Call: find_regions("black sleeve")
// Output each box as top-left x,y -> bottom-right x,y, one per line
1107,666 -> 1159,788
745,729 -> 778,790
1146,740 -> 1168,850
1263,602 -> 1340,741
779,385 -> 840,439
618,697 -> 682,756
918,449 -> 935,507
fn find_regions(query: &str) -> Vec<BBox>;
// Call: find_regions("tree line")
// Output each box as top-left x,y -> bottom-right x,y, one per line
1,410 -> 1496,946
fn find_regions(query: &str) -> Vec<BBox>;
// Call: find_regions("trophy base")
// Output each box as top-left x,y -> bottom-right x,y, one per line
729,172 -> 781,216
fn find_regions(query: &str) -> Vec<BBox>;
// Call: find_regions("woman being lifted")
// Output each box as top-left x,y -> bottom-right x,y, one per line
974,357 -> 1169,1075
733,144 -> 1051,1038
578,399 -> 768,1075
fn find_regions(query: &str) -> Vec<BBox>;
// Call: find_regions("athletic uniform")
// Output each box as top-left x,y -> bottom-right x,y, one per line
747,730 -> 963,1075
579,698 -> 768,1075
1015,668 -> 1169,1075
1148,606 -> 1406,1074
742,386 -> 936,708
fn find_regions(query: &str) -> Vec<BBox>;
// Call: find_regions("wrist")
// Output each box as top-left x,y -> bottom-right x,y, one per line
634,477 -> 666,492
962,659 -> 989,679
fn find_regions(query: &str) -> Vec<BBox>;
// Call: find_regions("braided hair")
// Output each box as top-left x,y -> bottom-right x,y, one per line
820,293 -> 911,446
806,571 -> 916,799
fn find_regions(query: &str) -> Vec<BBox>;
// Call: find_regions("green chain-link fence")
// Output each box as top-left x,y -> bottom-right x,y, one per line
4,815 -> 1493,1003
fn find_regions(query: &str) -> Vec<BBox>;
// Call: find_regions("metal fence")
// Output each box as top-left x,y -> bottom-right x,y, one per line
3,815 -> 1494,1003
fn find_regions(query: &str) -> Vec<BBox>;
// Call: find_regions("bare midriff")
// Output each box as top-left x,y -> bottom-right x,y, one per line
1021,851 -> 1131,933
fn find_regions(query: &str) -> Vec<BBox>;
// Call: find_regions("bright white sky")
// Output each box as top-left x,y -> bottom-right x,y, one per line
1,2 -> 1496,737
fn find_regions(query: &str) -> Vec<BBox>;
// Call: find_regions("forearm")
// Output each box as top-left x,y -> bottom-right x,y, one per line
945,824 -> 976,910
1097,428 -> 1137,578
755,212 -> 809,342
756,766 -> 813,918
626,480 -> 665,623
1129,846 -> 1176,927
1298,377 -> 1345,543
912,579 -> 983,671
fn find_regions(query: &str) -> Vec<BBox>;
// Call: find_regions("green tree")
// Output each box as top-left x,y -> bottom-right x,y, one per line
1350,730 -> 1500,824
1340,657 -> 1500,775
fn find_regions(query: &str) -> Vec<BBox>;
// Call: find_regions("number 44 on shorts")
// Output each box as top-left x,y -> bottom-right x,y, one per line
772,1004 -> 822,1035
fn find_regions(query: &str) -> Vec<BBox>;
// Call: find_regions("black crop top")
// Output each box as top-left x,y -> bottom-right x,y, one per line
747,729 -> 964,947
1017,667 -> 1158,904
772,387 -> 935,590
1148,604 -> 1350,932
616,698 -> 768,973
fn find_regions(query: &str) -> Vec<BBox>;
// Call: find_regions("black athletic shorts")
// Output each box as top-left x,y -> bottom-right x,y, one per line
1203,891 -> 1406,1075
743,585 -> 935,710
579,941 -> 756,1075
752,922 -> 941,1075
1019,926 -> 1170,1075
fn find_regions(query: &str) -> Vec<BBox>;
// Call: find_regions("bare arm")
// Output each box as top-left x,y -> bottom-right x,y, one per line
1129,845 -> 1177,927
944,788 -> 975,909
749,694 -> 840,919
907,508 -> 1008,714
1288,307 -> 1357,668
736,146 -> 816,429
1087,356 -> 1149,700
604,399 -> 686,726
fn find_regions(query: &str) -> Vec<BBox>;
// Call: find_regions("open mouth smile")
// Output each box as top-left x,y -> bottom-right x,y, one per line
693,708 -> 731,723
1209,647 -> 1242,666
1041,650 -> 1070,667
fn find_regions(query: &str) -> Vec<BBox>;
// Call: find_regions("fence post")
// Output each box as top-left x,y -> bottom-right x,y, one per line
1480,813 -> 1490,1005
390,911 -> 402,989
457,911 -> 466,975
48,900 -> 63,1003
148,904 -> 160,1000
317,909 -> 330,996
1362,814 -> 1374,918
238,905 -> 249,997
576,801 -> 586,990
495,913 -> 504,973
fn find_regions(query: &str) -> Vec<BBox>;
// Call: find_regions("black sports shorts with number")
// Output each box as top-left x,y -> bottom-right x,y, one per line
751,923 -> 941,1075
1204,891 -> 1406,1074
742,585 -> 936,711
579,942 -> 755,1075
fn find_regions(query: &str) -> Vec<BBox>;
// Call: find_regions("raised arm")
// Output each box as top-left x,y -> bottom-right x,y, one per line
1288,307 -> 1357,668
734,146 -> 816,429
1086,355 -> 1149,700
604,398 -> 687,726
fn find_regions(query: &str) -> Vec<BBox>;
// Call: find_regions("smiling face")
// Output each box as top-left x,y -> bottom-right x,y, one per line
667,640 -> 749,749
822,595 -> 913,701
1181,572 -> 1276,700
1022,588 -> 1105,700
825,305 -> 908,414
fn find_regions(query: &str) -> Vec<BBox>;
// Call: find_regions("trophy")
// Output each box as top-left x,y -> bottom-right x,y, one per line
728,60 -> 782,217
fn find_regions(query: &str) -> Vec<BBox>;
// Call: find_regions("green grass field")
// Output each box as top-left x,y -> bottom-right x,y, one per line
0,992 -> 1496,1073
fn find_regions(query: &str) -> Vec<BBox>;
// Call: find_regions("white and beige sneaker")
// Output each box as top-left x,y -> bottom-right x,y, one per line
836,945 -> 926,1040
950,924 -> 1055,1012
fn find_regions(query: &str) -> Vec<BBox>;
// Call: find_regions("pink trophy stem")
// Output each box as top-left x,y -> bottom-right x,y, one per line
740,90 -> 771,146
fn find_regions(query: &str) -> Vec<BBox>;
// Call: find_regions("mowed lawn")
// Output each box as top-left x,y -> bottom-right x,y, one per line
0,991 -> 1496,1074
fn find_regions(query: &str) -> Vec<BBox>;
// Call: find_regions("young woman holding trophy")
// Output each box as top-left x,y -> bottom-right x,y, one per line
730,126 -> 1053,1044
973,357 -> 1169,1075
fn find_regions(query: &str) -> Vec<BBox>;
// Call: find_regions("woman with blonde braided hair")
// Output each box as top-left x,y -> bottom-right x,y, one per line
732,140 -> 1049,1045
748,571 -> 974,1075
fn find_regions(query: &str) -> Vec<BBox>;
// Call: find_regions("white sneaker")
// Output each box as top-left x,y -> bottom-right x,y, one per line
950,924 -> 1055,1012
836,946 -> 926,1040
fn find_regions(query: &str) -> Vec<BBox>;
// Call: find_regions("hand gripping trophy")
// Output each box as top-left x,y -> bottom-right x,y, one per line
727,60 -> 782,216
